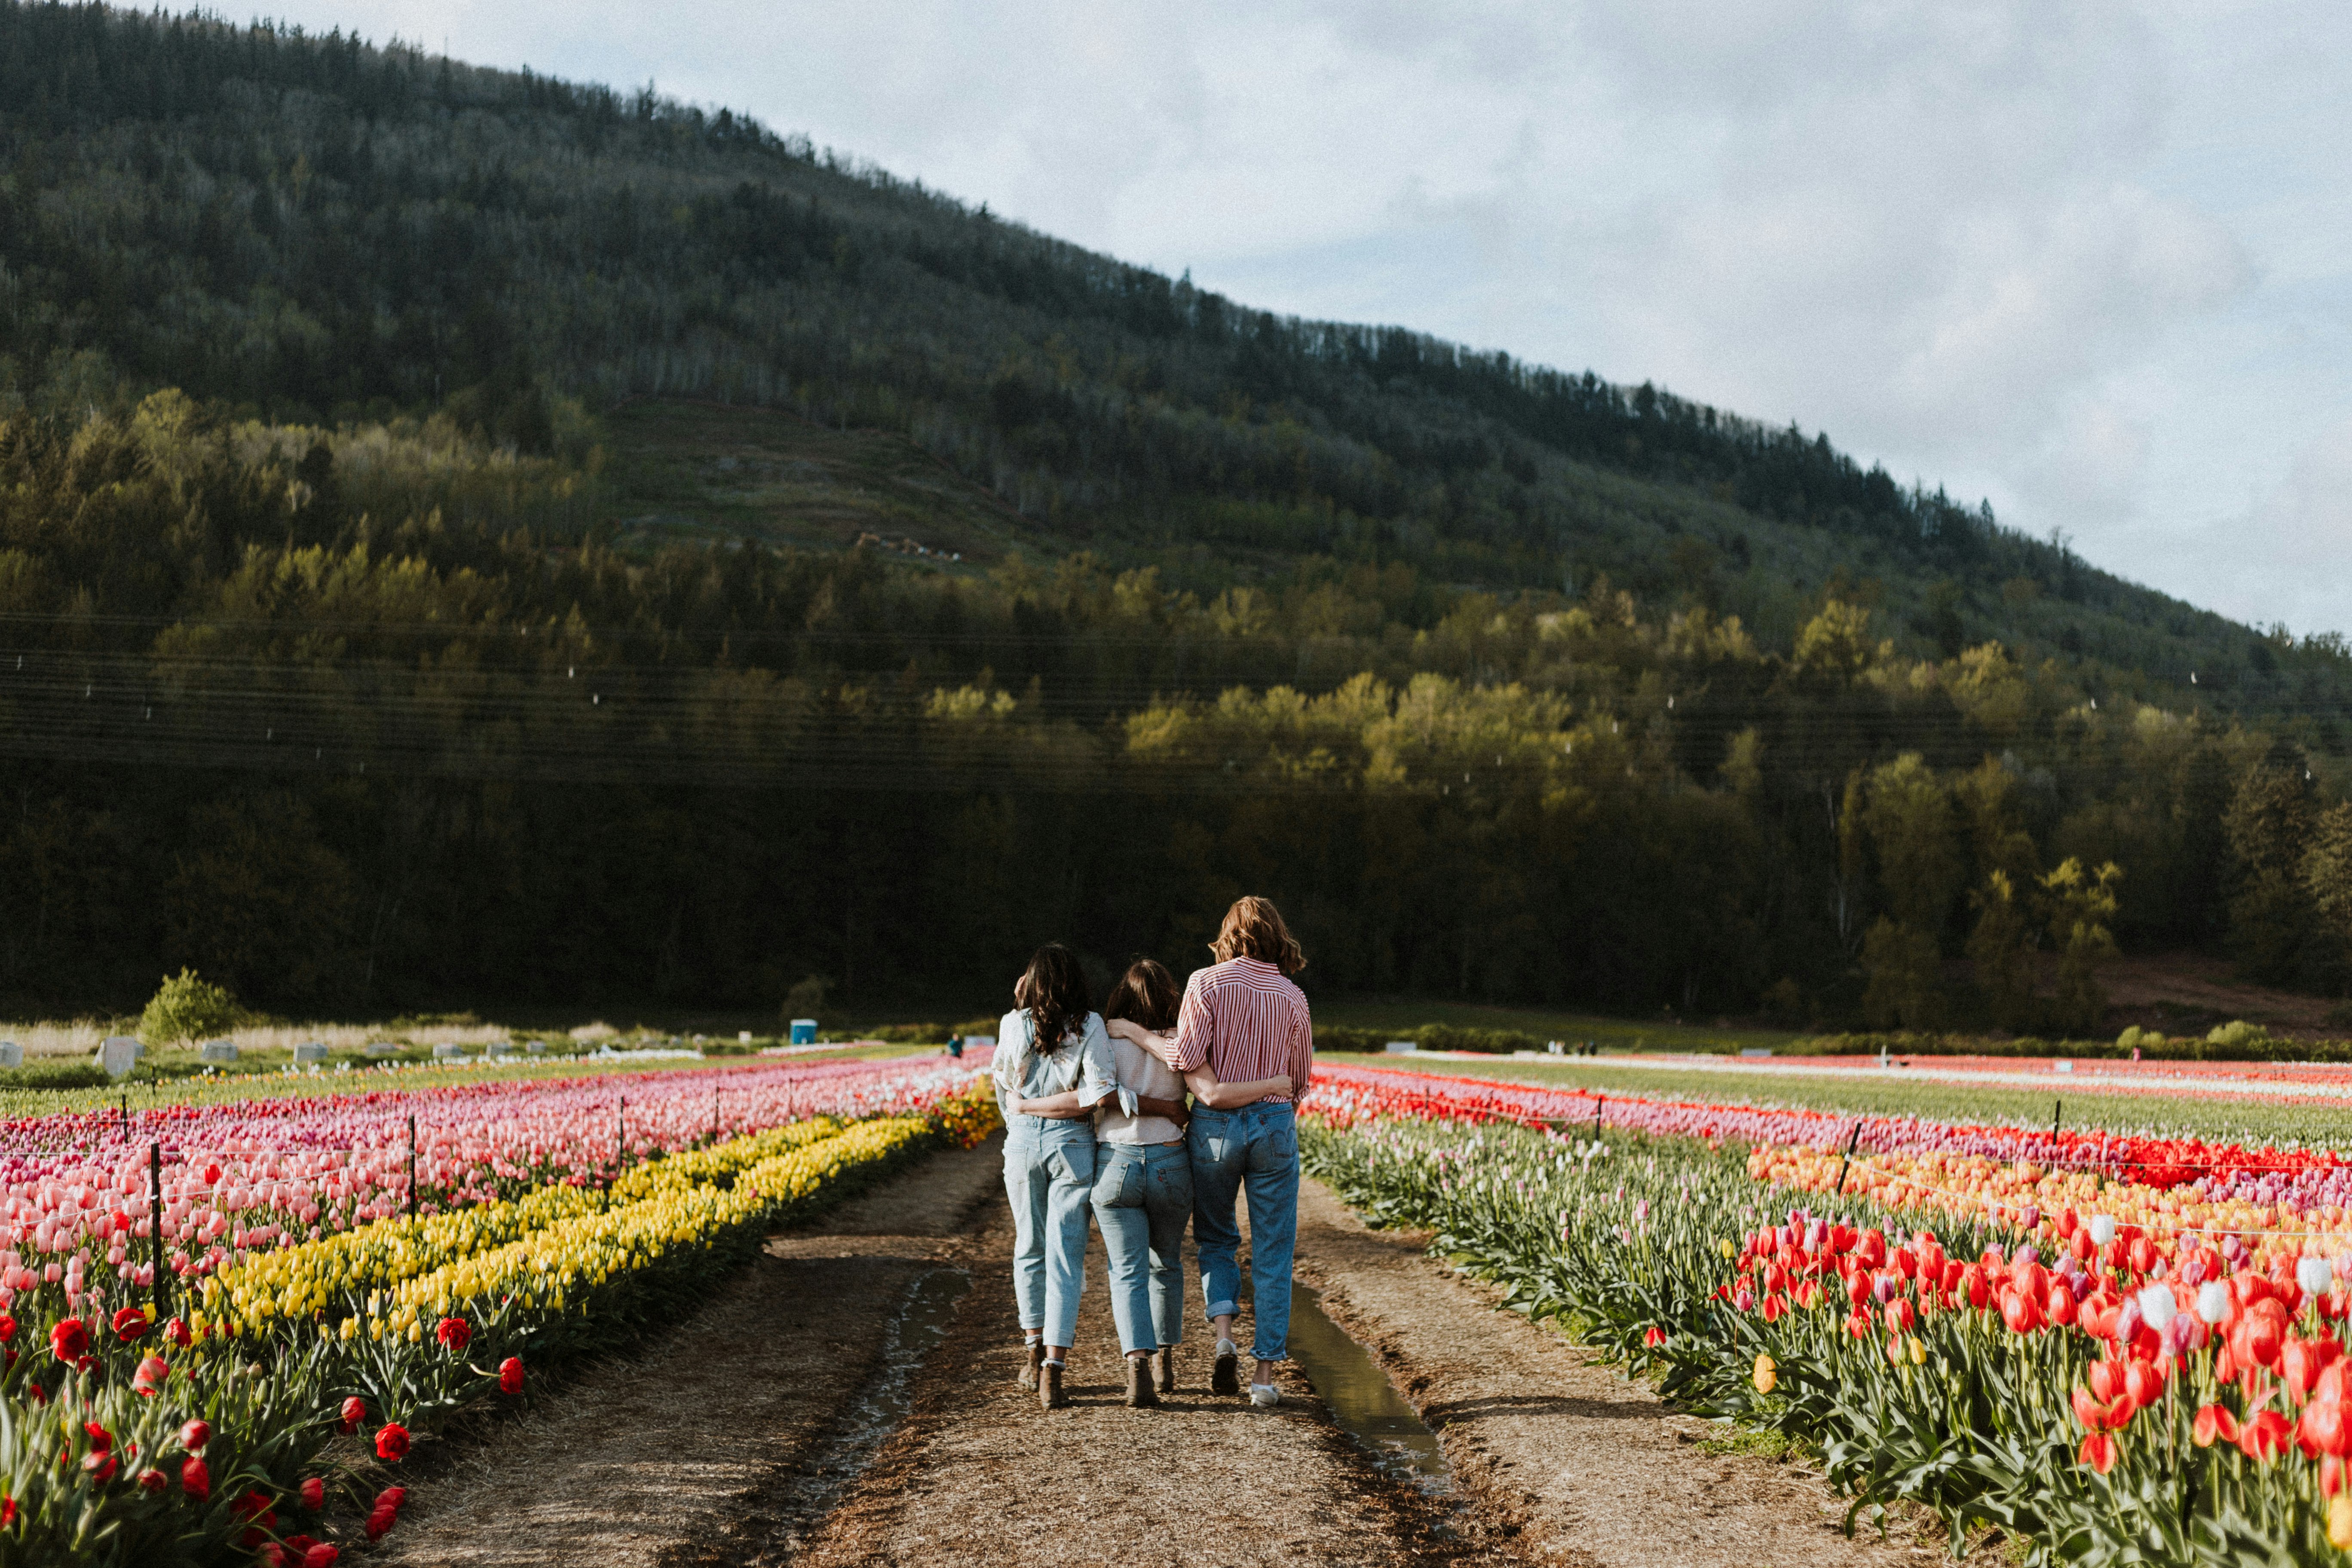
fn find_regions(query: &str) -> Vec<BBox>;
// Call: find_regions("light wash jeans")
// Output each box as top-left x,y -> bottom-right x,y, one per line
1003,1116 -> 1097,1347
1090,1142 -> 1192,1356
1188,1102 -> 1299,1363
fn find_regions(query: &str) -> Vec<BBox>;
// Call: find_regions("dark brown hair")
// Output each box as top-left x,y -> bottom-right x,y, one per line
1209,896 -> 1307,974
1104,958 -> 1180,1033
1013,943 -> 1091,1057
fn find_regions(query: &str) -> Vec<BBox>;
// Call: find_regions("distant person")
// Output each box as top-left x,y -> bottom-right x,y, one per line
1089,958 -> 1292,1407
991,943 -> 1116,1410
1109,896 -> 1313,1408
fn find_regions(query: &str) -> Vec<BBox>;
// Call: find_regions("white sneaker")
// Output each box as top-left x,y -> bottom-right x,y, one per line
1249,1383 -> 1280,1407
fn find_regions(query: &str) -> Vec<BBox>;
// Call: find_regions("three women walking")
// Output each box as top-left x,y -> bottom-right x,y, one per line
992,895 -> 1313,1411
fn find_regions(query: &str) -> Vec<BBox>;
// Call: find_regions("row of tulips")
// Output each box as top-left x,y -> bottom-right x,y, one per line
1749,1142 -> 2352,1278
1298,1093 -> 2352,1565
0,1078 -> 998,1567
0,1050 -> 988,1320
1317,1062 -> 2352,1222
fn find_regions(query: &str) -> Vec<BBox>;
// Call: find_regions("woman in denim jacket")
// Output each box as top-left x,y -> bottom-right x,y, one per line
992,943 -> 1118,1410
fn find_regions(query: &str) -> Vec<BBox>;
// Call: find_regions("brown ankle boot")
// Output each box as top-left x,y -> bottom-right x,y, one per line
1150,1347 -> 1176,1393
1040,1362 -> 1068,1410
1019,1341 -> 1044,1390
1125,1355 -> 1160,1409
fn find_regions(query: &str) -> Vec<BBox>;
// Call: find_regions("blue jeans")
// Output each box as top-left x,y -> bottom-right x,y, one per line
1003,1117 -> 1097,1347
1090,1142 -> 1193,1356
1188,1102 -> 1299,1363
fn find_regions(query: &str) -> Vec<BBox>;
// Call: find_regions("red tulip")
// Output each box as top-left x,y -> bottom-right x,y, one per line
0,1313 -> 15,1343
2326,1455 -> 2348,1498
305,1547 -> 340,1568
1883,1298 -> 1914,1335
110,1306 -> 148,1343
180,1455 -> 211,1502
132,1355 -> 168,1396
1846,1271 -> 1871,1307
1642,1326 -> 1666,1348
374,1422 -> 410,1462
2239,1410 -> 2293,1463
81,1422 -> 117,1484
2046,1285 -> 2076,1327
1965,1266 -> 1990,1310
179,1418 -> 210,1453
2246,1314 -> 2286,1370
2286,1338 -> 2328,1400
499,1356 -> 525,1394
2079,1431 -> 2117,1473
300,1476 -> 325,1510
162,1317 -> 193,1348
338,1396 -> 366,1434
2072,1385 -> 2112,1432
2123,1359 -> 2163,1410
434,1317 -> 472,1352
138,1467 -> 167,1493
2001,1290 -> 2041,1335
47,1318 -> 87,1364
2302,1399 -> 2348,1458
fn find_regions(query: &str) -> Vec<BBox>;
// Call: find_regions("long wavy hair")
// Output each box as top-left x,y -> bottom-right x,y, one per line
1104,958 -> 1180,1033
1209,896 -> 1307,974
1014,943 -> 1092,1057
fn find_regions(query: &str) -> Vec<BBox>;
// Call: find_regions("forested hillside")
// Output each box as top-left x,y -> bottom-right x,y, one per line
0,1 -> 2347,1024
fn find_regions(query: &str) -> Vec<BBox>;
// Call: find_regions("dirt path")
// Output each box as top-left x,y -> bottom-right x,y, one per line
374,1143 -> 1983,1568
1289,1180 -> 1986,1568
780,1193 -> 1491,1568
374,1139 -> 1007,1568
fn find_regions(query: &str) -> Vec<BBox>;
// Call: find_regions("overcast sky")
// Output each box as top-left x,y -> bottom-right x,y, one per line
266,0 -> 2350,636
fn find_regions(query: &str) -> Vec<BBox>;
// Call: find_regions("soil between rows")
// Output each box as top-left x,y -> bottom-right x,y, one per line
370,1141 -> 1996,1568
1288,1182 -> 2003,1567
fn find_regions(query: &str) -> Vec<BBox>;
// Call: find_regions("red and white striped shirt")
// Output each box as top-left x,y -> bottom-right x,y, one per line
1172,958 -> 1313,1106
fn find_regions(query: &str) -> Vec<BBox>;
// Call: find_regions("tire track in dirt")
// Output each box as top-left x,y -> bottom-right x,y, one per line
371,1138 -> 1006,1568
1289,1180 -> 2001,1568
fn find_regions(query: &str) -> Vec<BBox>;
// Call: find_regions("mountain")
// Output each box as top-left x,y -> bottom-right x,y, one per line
0,2 -> 2346,1023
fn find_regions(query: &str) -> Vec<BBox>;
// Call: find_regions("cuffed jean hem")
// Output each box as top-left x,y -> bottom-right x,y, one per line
1203,1298 -> 1239,1321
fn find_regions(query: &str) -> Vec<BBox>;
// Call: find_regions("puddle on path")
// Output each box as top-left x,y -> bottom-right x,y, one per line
762,1266 -> 969,1559
1286,1282 -> 1452,1496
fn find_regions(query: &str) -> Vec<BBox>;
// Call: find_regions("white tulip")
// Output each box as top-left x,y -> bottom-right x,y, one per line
2137,1283 -> 2177,1332
2196,1281 -> 2231,1324
2089,1215 -> 2117,1247
2299,1256 -> 2336,1296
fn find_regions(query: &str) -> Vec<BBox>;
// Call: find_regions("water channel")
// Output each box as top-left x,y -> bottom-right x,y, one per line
1283,1282 -> 1453,1495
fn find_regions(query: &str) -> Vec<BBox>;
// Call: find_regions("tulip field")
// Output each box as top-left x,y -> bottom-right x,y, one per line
0,1048 -> 997,1567
1302,1062 -> 2352,1566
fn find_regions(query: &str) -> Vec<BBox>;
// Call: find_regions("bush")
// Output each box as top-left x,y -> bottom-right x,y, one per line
1793,1028 -> 2352,1065
1313,1026 -> 1394,1054
0,1062 -> 109,1090
1414,1023 -> 1546,1054
137,968 -> 238,1047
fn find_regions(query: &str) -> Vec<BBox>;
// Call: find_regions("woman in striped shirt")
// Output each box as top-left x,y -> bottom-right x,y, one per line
1108,896 -> 1313,1408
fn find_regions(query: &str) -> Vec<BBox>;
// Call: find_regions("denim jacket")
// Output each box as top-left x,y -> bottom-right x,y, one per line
992,1008 -> 1118,1124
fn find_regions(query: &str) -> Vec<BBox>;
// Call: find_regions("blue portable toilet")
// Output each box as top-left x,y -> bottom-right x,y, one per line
790,1018 -> 818,1046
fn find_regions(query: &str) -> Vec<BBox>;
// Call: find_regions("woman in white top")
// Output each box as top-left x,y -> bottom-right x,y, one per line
990,943 -> 1118,1410
1027,958 -> 1287,1407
